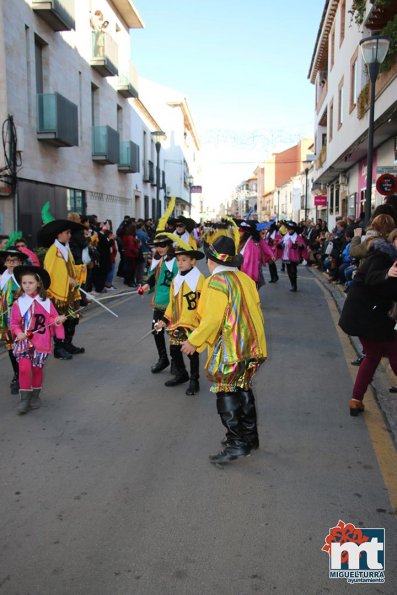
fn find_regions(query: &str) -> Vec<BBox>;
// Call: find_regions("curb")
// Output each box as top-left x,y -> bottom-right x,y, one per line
309,266 -> 397,448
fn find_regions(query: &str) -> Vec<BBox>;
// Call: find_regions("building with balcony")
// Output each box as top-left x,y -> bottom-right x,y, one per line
0,0 -> 200,241
309,0 -> 397,228
138,78 -> 201,219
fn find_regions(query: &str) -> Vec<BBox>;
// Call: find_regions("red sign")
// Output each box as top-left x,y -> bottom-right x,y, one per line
314,195 -> 327,206
376,173 -> 397,196
190,185 -> 202,193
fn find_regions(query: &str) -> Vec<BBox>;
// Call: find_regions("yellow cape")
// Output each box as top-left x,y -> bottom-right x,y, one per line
44,244 -> 85,303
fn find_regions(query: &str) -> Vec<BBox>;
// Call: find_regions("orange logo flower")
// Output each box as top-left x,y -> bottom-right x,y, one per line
322,520 -> 369,564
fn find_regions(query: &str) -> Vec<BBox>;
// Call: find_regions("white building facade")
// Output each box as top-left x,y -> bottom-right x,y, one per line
0,0 -> 201,242
309,0 -> 397,228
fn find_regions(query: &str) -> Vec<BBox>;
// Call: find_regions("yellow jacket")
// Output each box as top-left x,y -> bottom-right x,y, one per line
44,243 -> 86,304
188,269 -> 267,366
164,267 -> 205,332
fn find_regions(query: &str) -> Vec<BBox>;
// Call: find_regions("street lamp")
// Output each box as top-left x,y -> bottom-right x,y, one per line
304,167 -> 309,221
277,188 -> 280,221
187,174 -> 193,216
151,130 -> 166,222
359,34 -> 390,225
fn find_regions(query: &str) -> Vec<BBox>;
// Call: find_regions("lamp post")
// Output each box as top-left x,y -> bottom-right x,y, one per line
304,167 -> 309,221
277,188 -> 280,221
187,174 -> 193,216
359,34 -> 390,226
151,130 -> 166,222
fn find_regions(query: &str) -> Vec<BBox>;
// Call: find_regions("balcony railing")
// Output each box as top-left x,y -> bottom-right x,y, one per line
31,0 -> 75,31
118,141 -> 140,173
37,93 -> 78,147
90,31 -> 118,77
92,126 -> 120,164
117,63 -> 139,98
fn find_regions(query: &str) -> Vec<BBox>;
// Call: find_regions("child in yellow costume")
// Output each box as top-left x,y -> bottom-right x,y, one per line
39,215 -> 86,360
181,232 -> 267,465
174,215 -> 197,249
155,234 -> 205,396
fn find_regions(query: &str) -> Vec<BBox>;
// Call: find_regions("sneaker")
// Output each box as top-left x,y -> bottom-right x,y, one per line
351,355 -> 364,366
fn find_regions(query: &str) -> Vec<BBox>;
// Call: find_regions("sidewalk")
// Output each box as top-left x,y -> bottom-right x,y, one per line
309,265 -> 397,448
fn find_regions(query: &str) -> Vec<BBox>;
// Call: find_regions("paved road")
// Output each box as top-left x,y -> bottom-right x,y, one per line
0,265 -> 396,594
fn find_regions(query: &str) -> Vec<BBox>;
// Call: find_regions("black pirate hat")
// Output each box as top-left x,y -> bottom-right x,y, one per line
205,236 -> 243,267
38,220 -> 85,248
13,265 -> 51,290
0,247 -> 29,262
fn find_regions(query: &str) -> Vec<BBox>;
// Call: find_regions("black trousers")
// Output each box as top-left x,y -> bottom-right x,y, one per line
286,262 -> 298,288
152,308 -> 167,357
170,344 -> 199,379
268,261 -> 278,281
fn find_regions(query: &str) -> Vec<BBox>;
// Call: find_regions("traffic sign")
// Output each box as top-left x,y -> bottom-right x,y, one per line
376,173 -> 397,196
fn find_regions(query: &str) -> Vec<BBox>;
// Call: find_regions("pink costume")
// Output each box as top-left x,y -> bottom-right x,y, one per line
240,237 -> 262,283
265,230 -> 283,260
281,233 -> 308,263
10,295 -> 64,389
259,239 -> 274,265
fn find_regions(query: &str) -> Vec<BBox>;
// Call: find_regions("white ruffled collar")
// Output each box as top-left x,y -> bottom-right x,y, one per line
17,294 -> 51,316
54,239 -> 70,262
173,267 -> 201,296
212,265 -> 238,276
0,270 -> 19,290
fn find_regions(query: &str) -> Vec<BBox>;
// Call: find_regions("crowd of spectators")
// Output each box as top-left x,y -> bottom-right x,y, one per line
298,195 -> 397,294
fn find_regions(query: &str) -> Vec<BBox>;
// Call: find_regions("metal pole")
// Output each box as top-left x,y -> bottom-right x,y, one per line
304,168 -> 309,221
277,189 -> 280,221
155,141 -> 161,223
365,62 -> 378,227
189,182 -> 192,216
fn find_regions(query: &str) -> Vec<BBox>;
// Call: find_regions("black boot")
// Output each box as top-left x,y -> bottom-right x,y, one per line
164,371 -> 189,386
63,318 -> 84,354
10,374 -> 19,395
210,392 -> 250,464
54,339 -> 73,360
185,352 -> 200,395
151,352 -> 170,373
165,345 -> 188,385
151,323 -> 169,373
8,352 -> 19,394
64,342 -> 85,355
185,379 -> 200,395
239,388 -> 259,449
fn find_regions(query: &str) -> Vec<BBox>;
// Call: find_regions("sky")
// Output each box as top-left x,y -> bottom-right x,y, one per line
132,0 -> 325,208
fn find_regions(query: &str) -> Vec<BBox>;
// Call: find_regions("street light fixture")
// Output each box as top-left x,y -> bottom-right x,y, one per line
151,130 -> 166,222
359,34 -> 390,225
304,167 -> 309,221
187,174 -> 193,216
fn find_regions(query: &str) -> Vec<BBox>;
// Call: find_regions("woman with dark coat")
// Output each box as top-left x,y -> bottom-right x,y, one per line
339,230 -> 397,416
